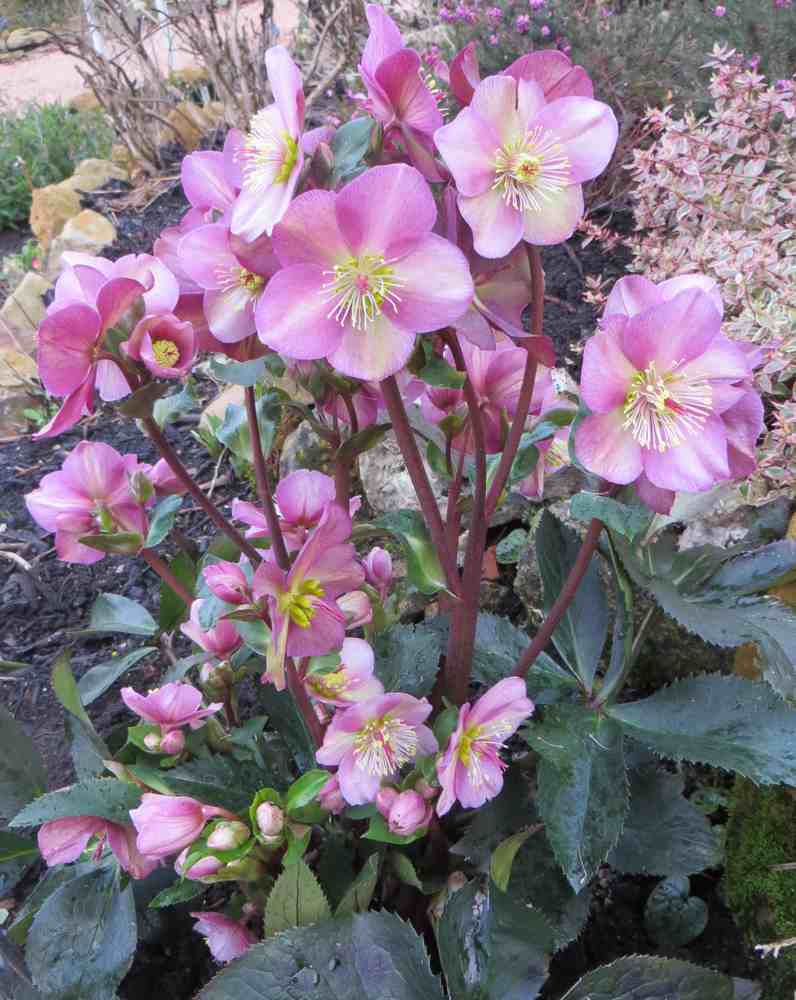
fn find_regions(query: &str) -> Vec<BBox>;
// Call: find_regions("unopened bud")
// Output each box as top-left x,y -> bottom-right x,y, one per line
317,775 -> 345,815
310,141 -> 334,186
376,786 -> 399,819
129,469 -> 155,505
415,778 -> 438,801
206,820 -> 251,851
255,802 -> 284,838
447,871 -> 467,893
176,848 -> 223,881
143,732 -> 162,751
200,659 -> 234,692
159,729 -> 185,755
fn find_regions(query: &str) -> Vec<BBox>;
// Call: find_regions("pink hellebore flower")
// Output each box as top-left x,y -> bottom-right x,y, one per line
38,815 -> 158,879
178,222 -> 280,344
177,850 -> 224,881
50,251 -> 179,317
517,387 -> 575,500
146,458 -> 188,498
574,276 -> 763,514
363,546 -> 393,600
121,681 -> 222,733
257,164 -> 473,380
435,74 -> 617,257
358,4 -> 444,179
181,128 -> 244,219
252,504 -> 365,689
304,636 -> 384,707
123,312 -> 197,378
316,692 -> 437,805
449,41 -> 481,106
181,600 -> 242,659
25,441 -> 148,565
233,469 -> 361,551
338,590 -> 374,630
191,911 -> 256,964
203,559 -> 253,605
318,774 -> 346,814
322,380 -> 383,430
376,787 -> 433,836
436,677 -> 533,815
130,793 -> 235,858
232,46 -> 317,241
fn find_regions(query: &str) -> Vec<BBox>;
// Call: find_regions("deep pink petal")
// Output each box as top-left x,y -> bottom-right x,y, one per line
286,598 -> 346,657
634,473 -> 675,515
327,313 -> 417,381
96,276 -> 145,330
33,376 -> 95,439
230,231 -> 280,279
575,410 -> 644,484
434,107 -> 499,196
266,45 -> 304,137
182,150 -> 237,213
459,187 -> 523,259
521,182 -> 584,246
272,189 -> 350,267
335,163 -> 436,259
579,317 -> 635,412
504,50 -> 594,99
275,469 -> 335,523
643,414 -> 730,492
361,3 -> 404,75
255,264 -> 344,358
389,234 -> 473,333
532,97 -> 618,184
62,440 -> 128,498
204,287 -> 257,344
37,304 -> 100,396
179,224 -> 238,289
375,49 -> 443,136
449,41 -> 480,105
621,290 -> 723,372
106,823 -> 158,879
722,390 -> 764,478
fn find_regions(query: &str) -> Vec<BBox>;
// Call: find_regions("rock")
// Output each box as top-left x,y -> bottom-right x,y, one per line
279,420 -> 332,479
0,348 -> 37,437
5,28 -> 49,50
29,182 -> 82,248
199,384 -> 245,430
65,158 -> 128,193
0,272 -> 52,352
47,210 -> 116,273
166,100 -> 224,152
68,89 -> 101,113
358,429 -> 446,516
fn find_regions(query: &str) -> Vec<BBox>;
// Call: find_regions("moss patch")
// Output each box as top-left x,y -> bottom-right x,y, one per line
725,779 -> 796,998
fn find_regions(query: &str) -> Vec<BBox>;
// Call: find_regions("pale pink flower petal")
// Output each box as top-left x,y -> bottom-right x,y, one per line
532,97 -> 618,183
458,187 -> 524,258
255,264 -> 345,358
575,410 -> 644,485
433,107 -> 498,197
192,912 -> 256,964
579,318 -> 637,412
620,290 -> 722,372
642,414 -> 730,493
38,816 -> 100,866
326,313 -> 417,382
521,182 -> 584,246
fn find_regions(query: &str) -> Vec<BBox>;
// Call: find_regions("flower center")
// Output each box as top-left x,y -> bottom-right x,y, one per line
322,253 -> 405,330
242,111 -> 299,188
215,265 -> 266,298
306,669 -> 349,700
151,339 -> 180,368
456,720 -> 514,785
278,577 -> 325,628
353,715 -> 418,775
492,126 -> 571,212
622,361 -> 713,452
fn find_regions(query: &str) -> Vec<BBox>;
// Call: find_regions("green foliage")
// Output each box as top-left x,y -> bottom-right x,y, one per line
371,621 -> 445,697
160,757 -> 280,814
335,853 -> 380,916
374,509 -> 449,596
10,778 -> 142,828
560,955 -> 740,1000
87,593 -> 158,637
76,648 -> 157,706
643,876 -> 708,949
0,707 -> 47,822
0,103 -> 113,228
264,860 -> 331,936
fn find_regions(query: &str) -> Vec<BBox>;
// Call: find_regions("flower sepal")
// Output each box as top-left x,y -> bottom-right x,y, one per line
248,787 -> 285,847
78,531 -> 145,556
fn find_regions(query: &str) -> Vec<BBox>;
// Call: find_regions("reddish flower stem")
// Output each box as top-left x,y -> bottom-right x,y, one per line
287,660 -> 325,750
381,375 -> 461,597
142,416 -> 262,565
484,246 -> 544,519
244,386 -> 290,571
513,518 -> 605,679
141,547 -> 194,605
334,460 -> 351,509
443,332 -> 489,705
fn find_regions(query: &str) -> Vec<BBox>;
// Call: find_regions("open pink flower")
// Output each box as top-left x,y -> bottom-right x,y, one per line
145,458 -> 188,498
316,692 -> 437,805
181,600 -> 242,659
231,47 -> 309,241
257,163 -> 473,380
252,504 -> 365,689
574,277 -> 763,513
38,815 -> 158,879
517,388 -> 574,500
358,4 -> 443,179
450,44 -> 593,108
191,911 -> 256,964
304,637 -> 384,707
130,793 -> 235,859
25,441 -> 148,565
121,682 -> 222,732
178,222 -> 280,343
421,337 -> 552,453
435,74 -> 617,257
51,252 -> 179,317
436,677 -> 534,815
123,312 -> 197,378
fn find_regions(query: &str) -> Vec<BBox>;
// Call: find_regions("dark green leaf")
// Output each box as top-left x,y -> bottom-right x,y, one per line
87,594 -> 157,637
335,852 -> 380,916
372,622 -> 444,697
536,510 -> 608,692
10,779 -> 142,828
66,713 -> 109,780
199,911 -> 444,999
0,707 -> 47,822
77,647 -> 157,705
285,770 -> 330,815
152,380 -> 197,427
51,650 -> 91,726
508,440 -> 540,483
256,685 -> 315,773
643,876 -> 708,948
149,879 -> 205,909
336,422 -> 391,464
388,851 -> 423,891
316,834 -> 356,910
375,510 -> 448,596
570,493 -> 653,541
704,539 -> 796,596
0,659 -> 29,673
0,831 -> 38,863
608,674 -> 796,785
264,859 -> 331,936
609,761 -> 722,877
165,757 -> 279,813
26,868 -> 136,999
216,391 -> 282,463
160,551 -> 196,632
531,706 -> 628,890
145,495 -> 183,547
560,955 -> 735,1000
118,380 -> 169,418
495,529 -> 528,564
331,117 -> 378,184
451,769 -> 532,868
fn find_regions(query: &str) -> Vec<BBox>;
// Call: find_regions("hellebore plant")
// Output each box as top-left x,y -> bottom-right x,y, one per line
8,12 -> 795,1000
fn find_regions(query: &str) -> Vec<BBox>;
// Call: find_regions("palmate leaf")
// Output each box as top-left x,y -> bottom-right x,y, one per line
371,622 -> 445,697
643,877 -> 708,949
199,911 -> 444,1000
0,707 -> 47,822
560,955 -> 742,1000
607,674 -> 796,785
264,860 -> 331,937
10,779 -> 142,828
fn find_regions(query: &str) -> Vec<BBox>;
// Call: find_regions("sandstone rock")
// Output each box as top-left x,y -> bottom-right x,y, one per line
65,158 -> 129,193
29,182 -> 82,248
358,429 -> 446,516
166,100 -> 225,151
48,210 -> 116,273
68,89 -> 101,113
0,349 -> 37,438
279,420 -> 331,479
0,272 -> 52,352
6,28 -> 49,51
199,385 -> 245,430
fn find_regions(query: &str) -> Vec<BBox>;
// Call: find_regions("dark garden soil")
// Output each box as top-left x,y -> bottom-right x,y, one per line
0,183 -> 759,995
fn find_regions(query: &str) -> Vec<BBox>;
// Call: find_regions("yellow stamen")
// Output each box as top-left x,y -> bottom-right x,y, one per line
277,577 -> 325,629
622,360 -> 713,452
322,253 -> 406,330
151,339 -> 180,368
492,126 -> 570,212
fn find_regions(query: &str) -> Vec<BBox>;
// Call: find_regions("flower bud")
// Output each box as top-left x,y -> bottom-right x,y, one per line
310,141 -> 334,186
255,802 -> 284,838
317,775 -> 345,815
128,469 -> 155,505
176,848 -> 223,881
415,778 -> 438,801
143,732 -> 162,751
199,659 -> 234,693
363,547 -> 392,597
337,590 -> 372,629
203,561 -> 251,605
159,729 -> 186,755
206,820 -> 251,851
376,786 -> 400,820
220,856 -> 264,881
384,790 -> 431,837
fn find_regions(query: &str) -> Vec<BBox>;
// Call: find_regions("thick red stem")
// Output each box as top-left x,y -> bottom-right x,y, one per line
244,386 -> 289,571
141,547 -> 194,605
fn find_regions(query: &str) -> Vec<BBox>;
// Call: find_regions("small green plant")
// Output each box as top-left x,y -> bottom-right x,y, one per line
1,237 -> 42,275
0,103 -> 113,229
